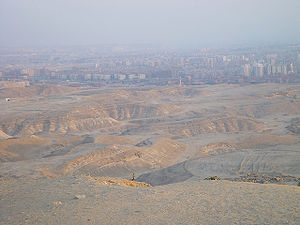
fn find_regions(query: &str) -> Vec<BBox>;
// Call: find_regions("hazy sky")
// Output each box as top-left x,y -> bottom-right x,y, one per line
0,0 -> 300,48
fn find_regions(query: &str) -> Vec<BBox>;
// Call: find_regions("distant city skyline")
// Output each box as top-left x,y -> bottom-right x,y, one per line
0,0 -> 300,48
1,44 -> 299,86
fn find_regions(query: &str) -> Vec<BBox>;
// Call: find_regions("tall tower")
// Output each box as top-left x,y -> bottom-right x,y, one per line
255,64 -> 264,77
267,64 -> 272,75
289,63 -> 294,73
297,54 -> 300,73
282,65 -> 288,75
179,76 -> 182,86
244,64 -> 251,77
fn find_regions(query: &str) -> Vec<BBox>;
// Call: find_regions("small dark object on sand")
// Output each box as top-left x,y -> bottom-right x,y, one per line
204,176 -> 221,180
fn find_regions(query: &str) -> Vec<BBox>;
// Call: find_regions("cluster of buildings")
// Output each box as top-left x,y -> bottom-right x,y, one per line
244,55 -> 298,78
0,45 -> 300,86
46,73 -> 146,82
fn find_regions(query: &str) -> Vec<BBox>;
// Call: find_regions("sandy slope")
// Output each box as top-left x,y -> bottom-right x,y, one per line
0,176 -> 299,225
138,144 -> 300,186
0,129 -> 11,139
0,85 -> 78,99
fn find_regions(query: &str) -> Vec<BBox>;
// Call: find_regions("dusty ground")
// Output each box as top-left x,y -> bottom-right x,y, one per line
0,83 -> 300,224
0,176 -> 299,225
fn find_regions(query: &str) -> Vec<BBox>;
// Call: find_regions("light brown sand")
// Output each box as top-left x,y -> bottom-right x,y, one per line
0,176 -> 299,225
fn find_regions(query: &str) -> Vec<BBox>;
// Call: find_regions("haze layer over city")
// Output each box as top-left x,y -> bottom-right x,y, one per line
0,1 -> 300,224
1,0 -> 300,47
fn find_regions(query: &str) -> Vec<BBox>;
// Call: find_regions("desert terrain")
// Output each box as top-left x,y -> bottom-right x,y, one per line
0,83 -> 300,224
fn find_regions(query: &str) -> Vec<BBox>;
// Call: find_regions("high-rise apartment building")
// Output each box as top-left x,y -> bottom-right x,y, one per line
244,64 -> 251,77
255,64 -> 264,77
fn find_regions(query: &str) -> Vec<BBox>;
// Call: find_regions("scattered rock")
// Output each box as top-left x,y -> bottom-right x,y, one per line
74,194 -> 86,199
88,176 -> 151,187
135,139 -> 152,147
286,118 -> 300,134
53,201 -> 62,206
227,173 -> 299,185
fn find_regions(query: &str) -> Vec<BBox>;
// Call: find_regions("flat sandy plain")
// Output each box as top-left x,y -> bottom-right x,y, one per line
0,83 -> 300,224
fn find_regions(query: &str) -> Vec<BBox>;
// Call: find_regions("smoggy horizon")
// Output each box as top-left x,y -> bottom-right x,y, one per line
1,0 -> 300,48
